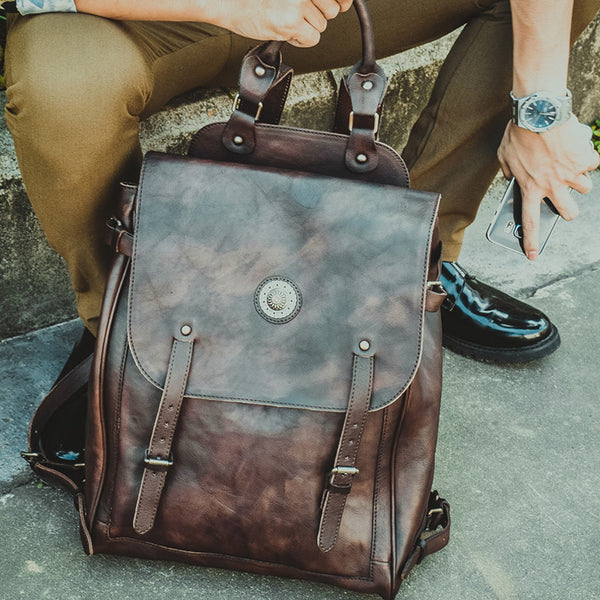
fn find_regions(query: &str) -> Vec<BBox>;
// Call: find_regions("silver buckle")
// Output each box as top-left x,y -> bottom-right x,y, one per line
348,111 -> 380,134
144,449 -> 173,471
328,466 -> 359,485
232,93 -> 263,120
21,451 -> 41,464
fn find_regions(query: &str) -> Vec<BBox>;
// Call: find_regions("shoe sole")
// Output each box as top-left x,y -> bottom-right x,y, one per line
442,324 -> 561,364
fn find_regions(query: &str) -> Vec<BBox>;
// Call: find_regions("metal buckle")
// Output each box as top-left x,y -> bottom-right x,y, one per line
232,93 -> 263,120
21,451 -> 41,464
348,111 -> 380,134
144,449 -> 173,472
320,466 -> 359,509
328,466 -> 359,486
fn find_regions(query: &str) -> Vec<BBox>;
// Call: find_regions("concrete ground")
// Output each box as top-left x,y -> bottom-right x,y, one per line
1,172 -> 599,600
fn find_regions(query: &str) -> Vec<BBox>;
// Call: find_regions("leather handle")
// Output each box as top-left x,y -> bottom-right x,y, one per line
257,0 -> 376,75
222,0 -> 385,166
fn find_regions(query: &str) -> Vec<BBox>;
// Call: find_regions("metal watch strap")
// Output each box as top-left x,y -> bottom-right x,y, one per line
510,89 -> 573,130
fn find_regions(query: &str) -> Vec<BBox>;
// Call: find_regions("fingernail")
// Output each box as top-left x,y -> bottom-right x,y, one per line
527,250 -> 538,261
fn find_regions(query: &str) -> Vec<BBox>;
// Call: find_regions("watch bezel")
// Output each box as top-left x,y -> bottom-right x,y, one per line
511,90 -> 572,133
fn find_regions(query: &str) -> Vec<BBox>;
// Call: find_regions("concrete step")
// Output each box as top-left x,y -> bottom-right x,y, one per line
1,16 -> 599,340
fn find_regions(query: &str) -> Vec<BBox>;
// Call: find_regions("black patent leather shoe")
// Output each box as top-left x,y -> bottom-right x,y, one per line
440,262 -> 560,363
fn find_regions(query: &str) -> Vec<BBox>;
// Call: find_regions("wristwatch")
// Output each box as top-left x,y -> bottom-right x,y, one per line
510,90 -> 573,133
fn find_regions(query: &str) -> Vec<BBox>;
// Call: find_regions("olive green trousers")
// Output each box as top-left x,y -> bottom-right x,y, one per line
5,0 -> 599,334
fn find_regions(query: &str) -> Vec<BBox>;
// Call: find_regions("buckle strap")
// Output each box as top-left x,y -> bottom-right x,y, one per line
133,337 -> 194,535
401,491 -> 451,580
105,217 -> 134,256
317,353 -> 374,552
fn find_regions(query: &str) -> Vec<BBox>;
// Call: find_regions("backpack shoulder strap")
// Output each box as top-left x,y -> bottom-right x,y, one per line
21,354 -> 92,493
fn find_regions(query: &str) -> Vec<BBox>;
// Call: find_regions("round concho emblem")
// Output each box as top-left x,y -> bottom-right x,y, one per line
254,277 -> 302,324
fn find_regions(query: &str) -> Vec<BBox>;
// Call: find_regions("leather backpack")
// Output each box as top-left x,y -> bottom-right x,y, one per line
24,2 -> 450,598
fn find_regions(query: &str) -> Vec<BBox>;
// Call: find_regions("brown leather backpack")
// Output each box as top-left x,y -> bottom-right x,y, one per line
24,2 -> 449,598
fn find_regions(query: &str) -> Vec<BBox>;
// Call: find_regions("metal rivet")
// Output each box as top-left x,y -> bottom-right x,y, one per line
359,339 -> 370,351
356,153 -> 368,164
233,135 -> 244,145
362,80 -> 374,90
180,324 -> 192,336
254,65 -> 266,77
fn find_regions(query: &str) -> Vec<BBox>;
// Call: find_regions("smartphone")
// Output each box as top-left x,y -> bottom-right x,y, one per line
486,177 -> 561,256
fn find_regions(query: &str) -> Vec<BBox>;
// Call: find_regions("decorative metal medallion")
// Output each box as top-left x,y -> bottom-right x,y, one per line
254,277 -> 302,324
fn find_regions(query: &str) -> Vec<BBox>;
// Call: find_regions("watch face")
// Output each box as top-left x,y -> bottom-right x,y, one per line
520,96 -> 559,132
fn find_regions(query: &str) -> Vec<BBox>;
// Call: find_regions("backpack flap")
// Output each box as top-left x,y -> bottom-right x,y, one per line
128,151 -> 440,413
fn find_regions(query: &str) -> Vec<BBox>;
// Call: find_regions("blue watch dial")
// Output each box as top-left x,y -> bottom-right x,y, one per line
523,98 -> 558,131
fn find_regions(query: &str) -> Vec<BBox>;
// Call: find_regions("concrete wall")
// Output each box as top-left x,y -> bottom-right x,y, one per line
1,17 -> 599,340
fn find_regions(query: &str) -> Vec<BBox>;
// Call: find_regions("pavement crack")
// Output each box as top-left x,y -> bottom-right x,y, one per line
519,261 -> 600,299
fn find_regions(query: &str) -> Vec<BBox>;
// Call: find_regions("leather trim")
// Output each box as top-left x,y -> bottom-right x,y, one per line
318,353 -> 374,551
127,152 -> 440,413
133,337 -> 194,535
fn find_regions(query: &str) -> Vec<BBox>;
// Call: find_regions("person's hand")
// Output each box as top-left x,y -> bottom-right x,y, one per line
210,0 -> 353,48
497,116 -> 599,260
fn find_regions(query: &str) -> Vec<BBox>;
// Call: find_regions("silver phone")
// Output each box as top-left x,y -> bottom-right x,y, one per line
486,177 -> 561,256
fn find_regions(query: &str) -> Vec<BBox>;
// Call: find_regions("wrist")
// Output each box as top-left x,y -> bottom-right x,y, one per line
510,89 -> 573,133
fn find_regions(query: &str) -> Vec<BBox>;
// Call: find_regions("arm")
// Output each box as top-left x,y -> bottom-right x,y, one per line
74,0 -> 353,47
497,0 -> 599,260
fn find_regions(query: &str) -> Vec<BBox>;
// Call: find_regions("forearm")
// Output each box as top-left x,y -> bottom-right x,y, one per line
74,0 -> 217,23
41,0 -> 352,48
510,0 -> 573,96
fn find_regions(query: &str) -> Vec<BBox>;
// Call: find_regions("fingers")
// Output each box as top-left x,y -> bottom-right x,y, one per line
313,0 -> 342,19
570,171 -> 593,195
520,185 -> 579,261
287,0 -> 348,47
519,193 -> 542,261
588,143 -> 600,171
549,186 -> 579,221
304,3 -> 328,33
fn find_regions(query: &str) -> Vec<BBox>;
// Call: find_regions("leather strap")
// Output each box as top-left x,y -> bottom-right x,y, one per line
400,491 -> 451,580
24,354 -> 92,468
222,0 -> 383,160
21,356 -> 95,553
105,217 -> 134,256
133,337 -> 194,535
317,353 -> 374,552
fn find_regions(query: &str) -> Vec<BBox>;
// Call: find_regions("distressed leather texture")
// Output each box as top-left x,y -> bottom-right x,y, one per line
75,3 -> 451,598
127,153 -> 438,412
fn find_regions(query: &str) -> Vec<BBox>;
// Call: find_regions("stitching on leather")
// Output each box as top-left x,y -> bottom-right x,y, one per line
320,494 -> 347,552
369,406 -> 389,577
190,121 -> 410,185
320,355 -> 373,551
138,339 -> 194,533
127,152 -> 435,412
107,333 -> 129,535
104,534 -> 376,582
147,472 -> 167,534
276,72 -> 292,122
